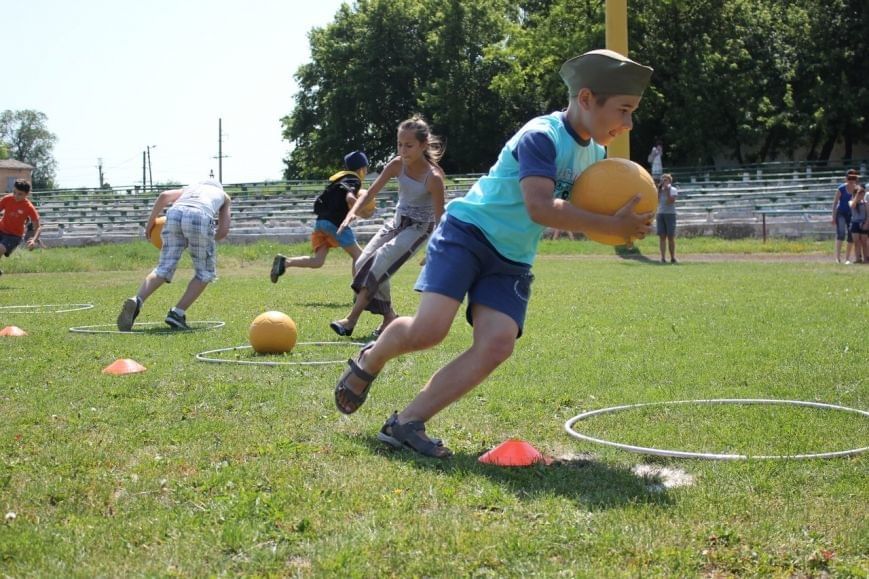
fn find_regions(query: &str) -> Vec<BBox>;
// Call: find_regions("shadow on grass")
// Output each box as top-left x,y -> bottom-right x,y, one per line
614,245 -> 658,265
296,301 -> 352,308
356,437 -> 673,509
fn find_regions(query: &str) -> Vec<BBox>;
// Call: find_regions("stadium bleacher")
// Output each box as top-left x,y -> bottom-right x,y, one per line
28,160 -> 867,245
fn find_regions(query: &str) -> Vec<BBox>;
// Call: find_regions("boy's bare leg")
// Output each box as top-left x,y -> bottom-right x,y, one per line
398,304 -> 517,424
176,278 -> 208,311
285,245 -> 329,269
136,271 -> 167,303
336,293 -> 461,398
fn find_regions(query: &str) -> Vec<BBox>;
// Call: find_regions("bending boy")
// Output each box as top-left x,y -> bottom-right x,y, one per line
0,180 -> 41,273
332,50 -> 654,457
117,179 -> 231,331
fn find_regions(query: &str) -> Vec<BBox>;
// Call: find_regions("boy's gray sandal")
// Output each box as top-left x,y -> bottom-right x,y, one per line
334,342 -> 376,414
377,412 -> 452,458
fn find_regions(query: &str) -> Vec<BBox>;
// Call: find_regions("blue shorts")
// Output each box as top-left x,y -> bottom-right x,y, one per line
415,215 -> 534,337
656,213 -> 677,237
836,212 -> 853,242
0,233 -> 23,256
314,219 -> 357,248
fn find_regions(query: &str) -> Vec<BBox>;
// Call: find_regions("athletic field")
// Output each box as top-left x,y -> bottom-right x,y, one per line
0,239 -> 866,576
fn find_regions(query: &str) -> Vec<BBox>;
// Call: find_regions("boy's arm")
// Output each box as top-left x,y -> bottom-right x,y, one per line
215,194 -> 232,240
26,206 -> 41,246
145,189 -> 184,238
522,176 -> 652,243
26,218 -> 42,247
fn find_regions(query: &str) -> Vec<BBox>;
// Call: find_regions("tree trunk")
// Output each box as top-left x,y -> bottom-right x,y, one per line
806,129 -> 820,161
843,131 -> 853,162
758,128 -> 776,163
819,133 -> 837,164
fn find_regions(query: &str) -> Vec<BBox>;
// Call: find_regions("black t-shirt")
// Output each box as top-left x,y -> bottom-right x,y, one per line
314,174 -> 361,226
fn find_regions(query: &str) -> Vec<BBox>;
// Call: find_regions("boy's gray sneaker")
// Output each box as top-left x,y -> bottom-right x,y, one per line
164,309 -> 190,330
270,254 -> 286,283
117,297 -> 141,331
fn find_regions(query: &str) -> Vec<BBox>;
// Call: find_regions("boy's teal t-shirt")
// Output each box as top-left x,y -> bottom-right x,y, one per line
446,112 -> 605,264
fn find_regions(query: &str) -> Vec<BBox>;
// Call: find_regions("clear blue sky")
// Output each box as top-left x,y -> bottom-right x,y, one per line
4,0 -> 349,188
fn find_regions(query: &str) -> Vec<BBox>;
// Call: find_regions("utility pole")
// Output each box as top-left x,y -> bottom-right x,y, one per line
214,117 -> 230,183
97,158 -> 104,189
143,151 -> 147,192
146,145 -> 156,190
218,118 -> 223,182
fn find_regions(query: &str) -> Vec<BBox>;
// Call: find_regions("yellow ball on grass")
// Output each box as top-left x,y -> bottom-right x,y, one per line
249,311 -> 298,354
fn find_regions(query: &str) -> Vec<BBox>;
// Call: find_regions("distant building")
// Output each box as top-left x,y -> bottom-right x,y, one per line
0,159 -> 34,192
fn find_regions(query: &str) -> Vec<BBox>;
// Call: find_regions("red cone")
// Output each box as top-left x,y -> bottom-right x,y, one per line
478,438 -> 553,467
0,326 -> 27,336
102,358 -> 147,375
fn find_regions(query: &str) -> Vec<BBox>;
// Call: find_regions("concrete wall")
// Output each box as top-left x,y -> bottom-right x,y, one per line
0,167 -> 33,192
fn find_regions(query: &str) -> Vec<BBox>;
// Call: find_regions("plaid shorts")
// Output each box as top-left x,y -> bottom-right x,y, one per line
154,206 -> 217,282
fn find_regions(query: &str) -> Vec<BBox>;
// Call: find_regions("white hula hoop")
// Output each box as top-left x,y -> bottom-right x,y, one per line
0,303 -> 94,314
69,320 -> 225,334
196,342 -> 366,366
565,399 -> 869,460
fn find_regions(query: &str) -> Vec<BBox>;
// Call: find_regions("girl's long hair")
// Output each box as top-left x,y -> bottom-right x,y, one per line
398,115 -> 445,166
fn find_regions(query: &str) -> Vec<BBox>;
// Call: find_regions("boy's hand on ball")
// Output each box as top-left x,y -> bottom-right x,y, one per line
613,195 -> 653,241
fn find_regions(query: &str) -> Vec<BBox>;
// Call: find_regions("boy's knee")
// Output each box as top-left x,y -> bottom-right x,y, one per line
478,338 -> 515,366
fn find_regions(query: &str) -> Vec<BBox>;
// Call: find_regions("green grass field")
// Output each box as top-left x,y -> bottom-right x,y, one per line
0,239 -> 866,576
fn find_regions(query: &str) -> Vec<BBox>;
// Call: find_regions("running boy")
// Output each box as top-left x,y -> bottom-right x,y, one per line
0,180 -> 41,273
270,151 -> 368,283
117,179 -> 231,331
332,49 -> 654,457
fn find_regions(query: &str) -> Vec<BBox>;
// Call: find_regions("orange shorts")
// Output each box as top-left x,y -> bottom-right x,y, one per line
311,230 -> 340,251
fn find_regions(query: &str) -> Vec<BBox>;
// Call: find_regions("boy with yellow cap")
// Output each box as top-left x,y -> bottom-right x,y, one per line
332,49 -> 654,458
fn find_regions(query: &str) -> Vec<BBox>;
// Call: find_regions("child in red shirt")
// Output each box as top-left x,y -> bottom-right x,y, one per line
0,180 -> 41,273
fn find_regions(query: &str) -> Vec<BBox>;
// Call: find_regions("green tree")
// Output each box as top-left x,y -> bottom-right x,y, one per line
0,110 -> 58,188
284,0 -> 868,174
282,0 -> 516,178
418,0 -> 514,173
793,0 -> 869,162
282,0 -> 431,178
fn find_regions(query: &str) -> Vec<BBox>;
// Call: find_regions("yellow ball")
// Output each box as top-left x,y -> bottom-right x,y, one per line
249,311 -> 298,354
569,158 -> 658,245
149,216 -> 166,249
355,189 -> 377,219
